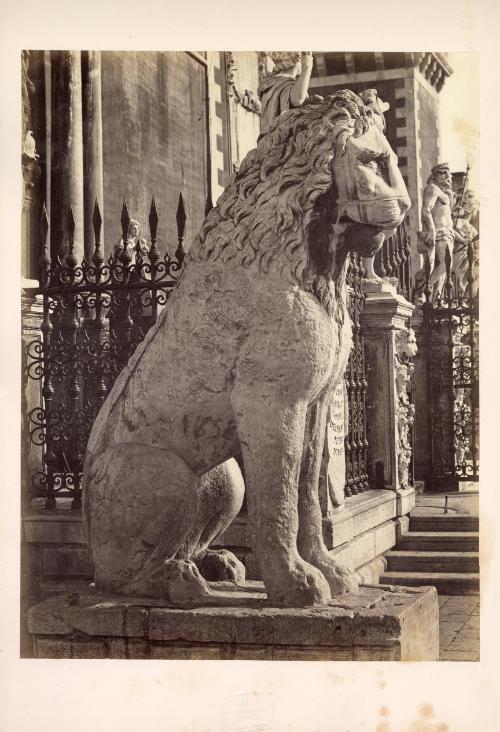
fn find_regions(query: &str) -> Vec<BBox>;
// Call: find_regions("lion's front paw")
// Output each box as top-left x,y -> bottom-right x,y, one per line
195,549 -> 246,583
266,559 -> 332,607
311,556 -> 359,595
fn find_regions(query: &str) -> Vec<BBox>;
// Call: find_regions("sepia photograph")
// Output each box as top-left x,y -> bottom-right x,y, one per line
4,2 -> 499,728
20,49 -> 479,663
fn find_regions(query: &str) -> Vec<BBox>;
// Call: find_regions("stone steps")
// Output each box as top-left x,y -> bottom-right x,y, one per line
379,571 -> 479,595
381,508 -> 480,595
385,550 -> 479,573
409,515 -> 479,532
398,531 -> 479,552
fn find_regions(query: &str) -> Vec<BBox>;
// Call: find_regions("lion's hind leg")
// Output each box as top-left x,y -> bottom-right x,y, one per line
178,458 -> 247,583
84,443 -> 213,602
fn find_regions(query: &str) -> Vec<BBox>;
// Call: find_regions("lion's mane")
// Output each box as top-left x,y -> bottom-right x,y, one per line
189,90 -> 369,317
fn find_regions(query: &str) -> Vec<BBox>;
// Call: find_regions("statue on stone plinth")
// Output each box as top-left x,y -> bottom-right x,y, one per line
83,91 -> 410,607
257,51 -> 314,135
414,163 -> 455,303
452,189 -> 479,301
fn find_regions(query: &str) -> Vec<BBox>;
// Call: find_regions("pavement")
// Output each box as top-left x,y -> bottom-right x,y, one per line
438,594 -> 480,660
413,490 -> 479,516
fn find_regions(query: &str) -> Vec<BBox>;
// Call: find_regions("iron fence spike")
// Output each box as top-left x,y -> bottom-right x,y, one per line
176,193 -> 186,238
149,196 -> 159,240
121,199 -> 130,241
92,199 -> 102,242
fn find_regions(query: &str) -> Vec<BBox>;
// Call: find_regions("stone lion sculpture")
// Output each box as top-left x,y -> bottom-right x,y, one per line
83,90 -> 410,607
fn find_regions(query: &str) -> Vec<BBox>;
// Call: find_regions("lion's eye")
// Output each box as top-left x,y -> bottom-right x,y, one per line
359,153 -> 391,185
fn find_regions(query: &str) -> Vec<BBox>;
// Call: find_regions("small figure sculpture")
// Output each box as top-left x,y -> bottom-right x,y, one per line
114,218 -> 150,267
113,219 -> 152,322
453,388 -> 472,468
23,130 -> 39,160
359,89 -> 391,283
414,163 -> 455,303
395,328 -> 417,490
83,91 -> 410,607
452,189 -> 479,300
257,51 -> 314,135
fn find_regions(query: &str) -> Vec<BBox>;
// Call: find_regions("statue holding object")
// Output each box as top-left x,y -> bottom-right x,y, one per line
258,52 -> 314,135
452,189 -> 479,301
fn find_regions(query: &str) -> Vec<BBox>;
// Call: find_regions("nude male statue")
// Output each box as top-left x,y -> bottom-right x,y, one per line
414,163 -> 456,303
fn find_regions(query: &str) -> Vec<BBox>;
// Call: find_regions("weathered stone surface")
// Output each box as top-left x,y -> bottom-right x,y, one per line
43,545 -> 94,577
28,593 -> 149,637
396,487 -> 416,516
82,92 -> 410,608
28,583 -> 438,661
23,514 -> 85,544
351,492 -> 396,535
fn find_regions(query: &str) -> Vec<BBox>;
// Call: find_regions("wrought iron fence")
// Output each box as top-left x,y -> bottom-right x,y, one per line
374,218 -> 412,300
422,243 -> 479,486
25,198 -> 371,509
344,253 -> 369,495
27,195 -> 187,509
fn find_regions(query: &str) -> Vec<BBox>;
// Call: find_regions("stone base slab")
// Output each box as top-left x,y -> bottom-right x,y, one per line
27,582 -> 439,661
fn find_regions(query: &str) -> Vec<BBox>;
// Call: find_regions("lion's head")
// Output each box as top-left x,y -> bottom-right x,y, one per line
189,90 -> 410,310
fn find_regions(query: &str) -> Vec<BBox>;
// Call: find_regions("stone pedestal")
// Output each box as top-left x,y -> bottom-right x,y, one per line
27,583 -> 439,661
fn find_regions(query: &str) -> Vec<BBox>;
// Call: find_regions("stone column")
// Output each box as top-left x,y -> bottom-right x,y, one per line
361,282 -> 416,515
22,157 -> 42,281
82,51 -> 104,260
49,51 -> 84,261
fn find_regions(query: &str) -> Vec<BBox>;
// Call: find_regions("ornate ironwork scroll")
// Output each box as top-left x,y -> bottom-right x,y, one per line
423,243 -> 479,486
